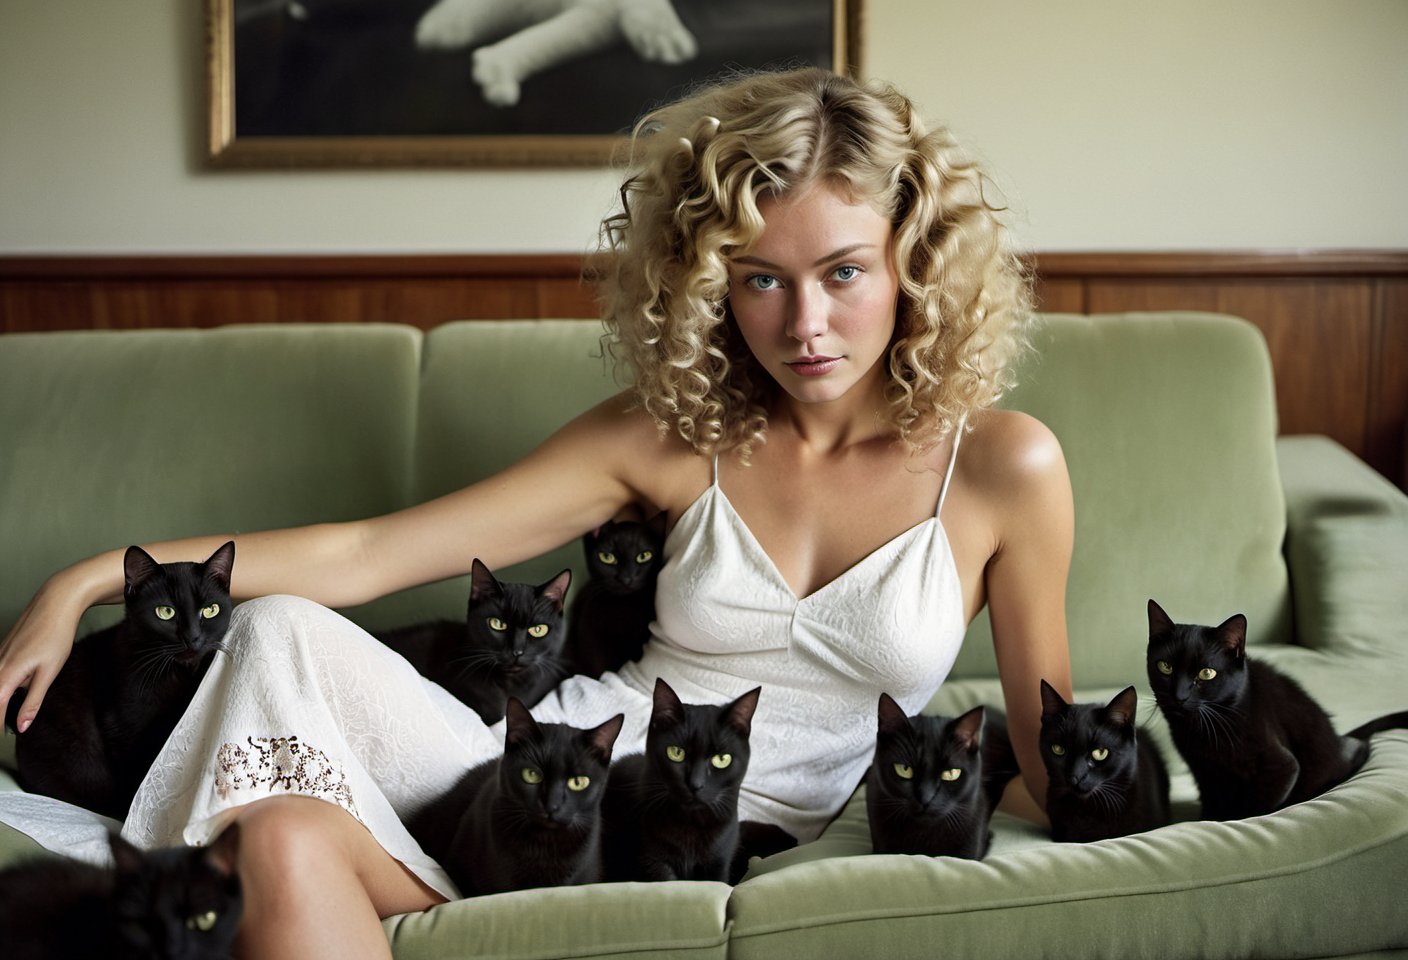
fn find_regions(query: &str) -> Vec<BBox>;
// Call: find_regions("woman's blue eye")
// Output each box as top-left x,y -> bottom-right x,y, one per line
832,265 -> 861,282
746,274 -> 780,291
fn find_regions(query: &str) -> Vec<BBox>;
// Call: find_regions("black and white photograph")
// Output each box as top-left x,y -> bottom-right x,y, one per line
210,0 -> 862,165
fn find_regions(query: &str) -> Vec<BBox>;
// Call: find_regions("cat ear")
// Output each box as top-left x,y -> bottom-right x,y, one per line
1104,686 -> 1139,729
951,705 -> 986,753
648,510 -> 669,538
1039,679 -> 1069,717
108,831 -> 146,876
585,713 -> 626,764
650,677 -> 686,729
539,569 -> 572,610
724,686 -> 762,737
204,822 -> 241,878
123,545 -> 162,596
1216,614 -> 1248,659
203,541 -> 236,591
503,697 -> 539,747
470,559 -> 502,602
1147,599 -> 1175,638
876,692 -> 911,737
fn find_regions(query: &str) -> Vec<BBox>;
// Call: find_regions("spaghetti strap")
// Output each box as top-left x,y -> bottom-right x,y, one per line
712,453 -> 720,486
936,414 -> 967,515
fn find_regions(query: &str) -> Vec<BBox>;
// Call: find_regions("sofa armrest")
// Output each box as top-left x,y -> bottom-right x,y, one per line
1277,435 -> 1408,658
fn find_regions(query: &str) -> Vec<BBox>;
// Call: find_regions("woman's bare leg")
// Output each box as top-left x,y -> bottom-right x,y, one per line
232,795 -> 445,960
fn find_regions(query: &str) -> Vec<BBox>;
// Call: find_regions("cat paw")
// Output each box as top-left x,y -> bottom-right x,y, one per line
621,0 -> 698,64
415,0 -> 484,50
472,47 -> 523,107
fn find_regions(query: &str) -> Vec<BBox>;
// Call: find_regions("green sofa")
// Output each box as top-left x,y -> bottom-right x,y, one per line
2,313 -> 1405,959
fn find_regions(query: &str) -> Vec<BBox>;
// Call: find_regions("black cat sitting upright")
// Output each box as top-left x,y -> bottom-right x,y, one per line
0,825 -> 242,960
1039,681 -> 1171,842
378,558 -> 571,725
603,678 -> 763,883
406,697 -> 624,897
866,693 -> 1016,860
565,513 -> 667,679
6,543 -> 235,820
1146,599 -> 1406,820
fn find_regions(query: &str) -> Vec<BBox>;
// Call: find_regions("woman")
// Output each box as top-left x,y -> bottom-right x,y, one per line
0,68 -> 1072,959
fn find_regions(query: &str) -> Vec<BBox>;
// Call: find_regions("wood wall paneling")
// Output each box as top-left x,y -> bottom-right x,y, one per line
2,252 -> 1405,487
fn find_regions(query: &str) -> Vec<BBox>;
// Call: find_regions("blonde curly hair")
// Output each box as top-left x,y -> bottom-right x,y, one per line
599,67 -> 1033,458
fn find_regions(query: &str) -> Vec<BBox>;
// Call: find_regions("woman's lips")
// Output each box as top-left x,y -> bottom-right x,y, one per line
785,356 -> 842,377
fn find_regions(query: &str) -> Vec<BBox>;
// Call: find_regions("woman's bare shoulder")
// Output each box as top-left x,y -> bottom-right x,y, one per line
955,409 -> 1070,509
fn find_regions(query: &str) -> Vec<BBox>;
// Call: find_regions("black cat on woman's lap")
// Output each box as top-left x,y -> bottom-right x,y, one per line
564,513 -> 666,679
377,558 -> 571,724
1146,599 -> 1407,820
5,543 -> 235,820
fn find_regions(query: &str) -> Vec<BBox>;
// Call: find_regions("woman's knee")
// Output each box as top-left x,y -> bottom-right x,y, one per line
230,795 -> 362,886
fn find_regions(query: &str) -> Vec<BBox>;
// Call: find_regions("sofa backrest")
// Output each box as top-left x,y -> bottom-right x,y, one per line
0,313 -> 1290,692
952,312 -> 1290,688
0,324 -> 421,637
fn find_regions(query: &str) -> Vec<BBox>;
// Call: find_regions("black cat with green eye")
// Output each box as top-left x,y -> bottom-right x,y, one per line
5,542 -> 235,820
565,513 -> 667,679
603,678 -> 765,882
377,558 -> 571,724
1039,680 -> 1171,842
407,697 -> 625,897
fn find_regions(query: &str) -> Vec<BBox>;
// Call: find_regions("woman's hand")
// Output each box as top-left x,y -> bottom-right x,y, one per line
0,569 -> 92,733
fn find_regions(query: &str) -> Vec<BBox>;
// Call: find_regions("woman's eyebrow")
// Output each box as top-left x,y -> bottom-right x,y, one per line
731,243 -> 877,270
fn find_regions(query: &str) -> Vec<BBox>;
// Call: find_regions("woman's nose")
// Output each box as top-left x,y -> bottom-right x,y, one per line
786,285 -> 828,343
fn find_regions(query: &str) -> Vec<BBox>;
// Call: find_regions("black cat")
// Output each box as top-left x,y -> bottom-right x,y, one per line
6,543 -> 235,820
866,694 -> 1014,859
603,678 -> 760,882
1146,599 -> 1407,820
378,558 -> 571,724
407,697 -> 624,897
0,825 -> 242,960
565,513 -> 667,679
1039,681 -> 1171,842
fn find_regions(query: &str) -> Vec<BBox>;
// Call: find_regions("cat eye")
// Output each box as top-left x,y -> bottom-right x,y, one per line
1091,747 -> 1110,761
1198,667 -> 1218,681
892,763 -> 914,780
567,776 -> 591,792
635,551 -> 654,563
155,605 -> 176,621
940,768 -> 962,782
200,603 -> 220,619
1156,660 -> 1174,675
527,623 -> 550,638
487,617 -> 508,632
710,753 -> 732,769
666,745 -> 686,763
1050,744 -> 1066,756
520,767 -> 543,784
185,910 -> 219,932
597,551 -> 618,565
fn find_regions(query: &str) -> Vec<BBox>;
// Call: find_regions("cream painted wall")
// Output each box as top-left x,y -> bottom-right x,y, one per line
1,0 -> 1404,254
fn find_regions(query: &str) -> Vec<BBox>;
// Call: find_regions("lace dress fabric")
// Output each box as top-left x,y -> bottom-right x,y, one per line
0,427 -> 969,899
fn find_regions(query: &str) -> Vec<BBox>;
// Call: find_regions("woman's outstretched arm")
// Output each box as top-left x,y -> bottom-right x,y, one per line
0,392 -> 670,733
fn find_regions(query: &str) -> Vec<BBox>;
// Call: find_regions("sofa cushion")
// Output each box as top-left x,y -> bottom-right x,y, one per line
727,734 -> 1408,960
951,312 -> 1291,690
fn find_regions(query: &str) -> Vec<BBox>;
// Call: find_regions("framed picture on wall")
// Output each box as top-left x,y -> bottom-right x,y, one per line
207,0 -> 863,167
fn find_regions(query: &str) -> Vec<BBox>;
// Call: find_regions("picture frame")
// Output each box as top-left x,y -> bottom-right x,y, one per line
206,0 -> 864,168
